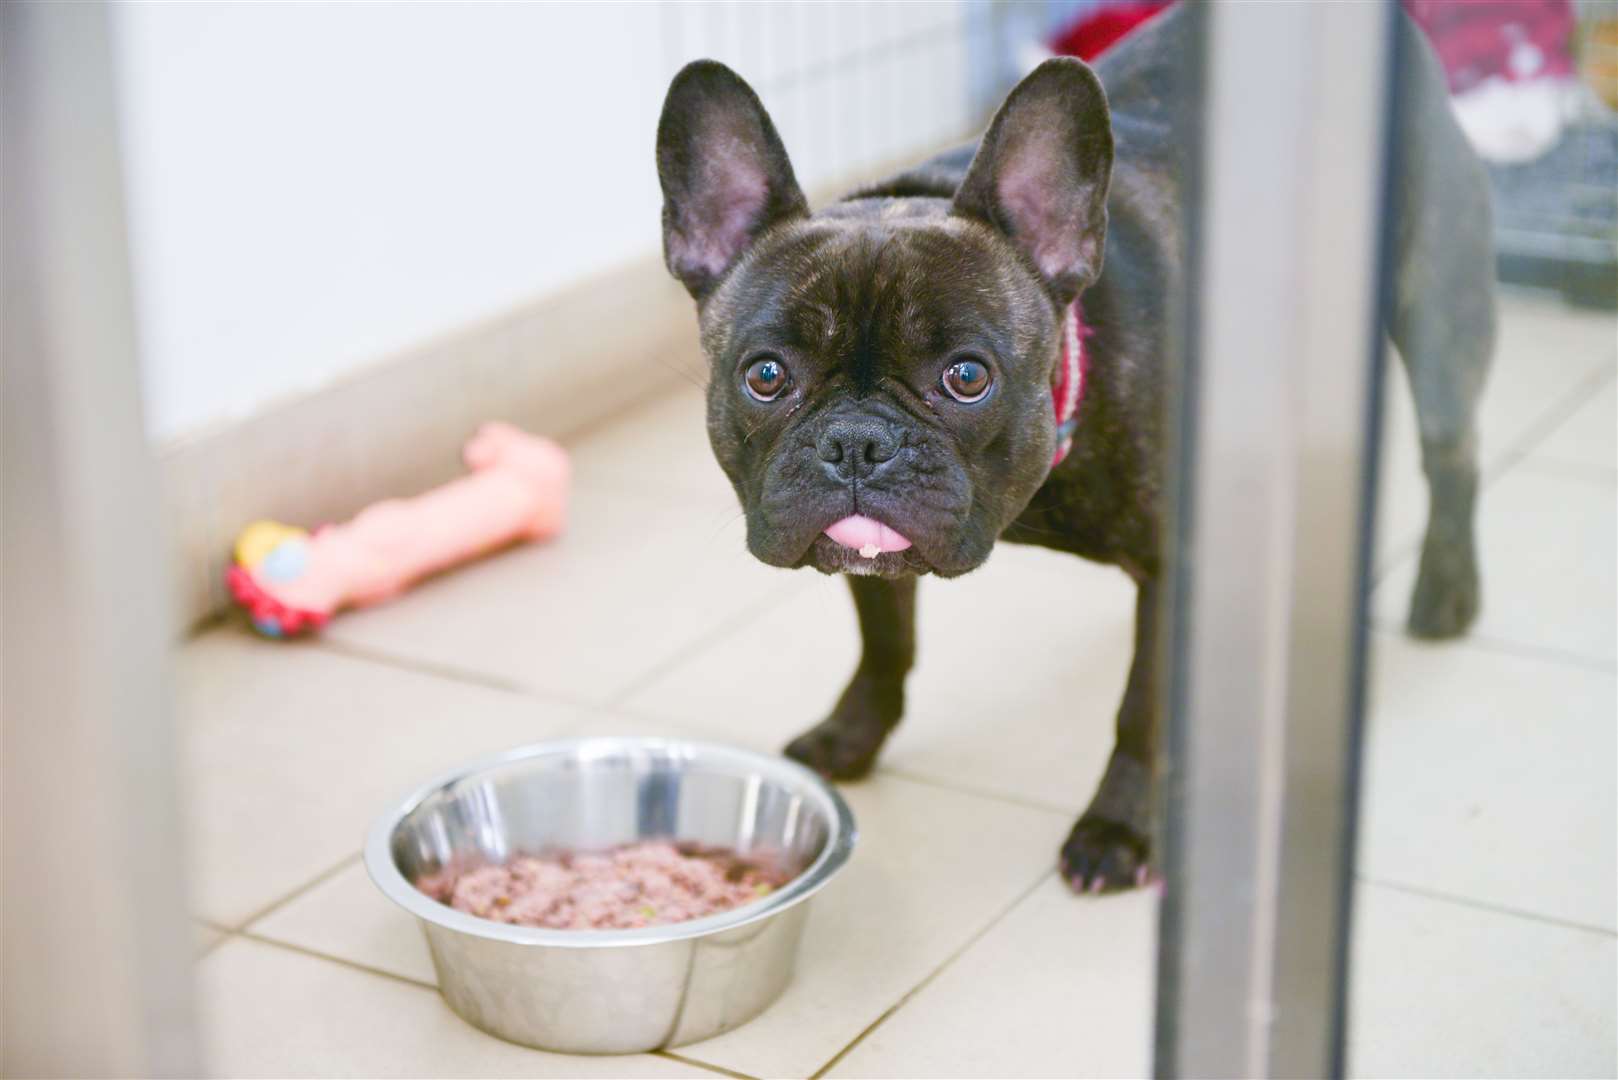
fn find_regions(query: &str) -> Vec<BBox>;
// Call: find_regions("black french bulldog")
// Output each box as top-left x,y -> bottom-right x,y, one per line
654,5 -> 1494,892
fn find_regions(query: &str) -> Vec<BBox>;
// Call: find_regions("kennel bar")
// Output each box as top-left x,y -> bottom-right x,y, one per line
1,2 -> 199,1074
1153,2 -> 1394,1078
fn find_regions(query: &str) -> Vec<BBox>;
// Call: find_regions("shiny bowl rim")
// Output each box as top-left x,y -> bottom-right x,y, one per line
364,735 -> 857,949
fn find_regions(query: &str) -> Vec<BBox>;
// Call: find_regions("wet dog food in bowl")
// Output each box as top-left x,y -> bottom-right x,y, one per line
366,737 -> 855,1054
417,840 -> 791,929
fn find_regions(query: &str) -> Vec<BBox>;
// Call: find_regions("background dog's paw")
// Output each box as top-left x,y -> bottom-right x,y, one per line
1408,534 -> 1480,639
1060,816 -> 1150,894
784,718 -> 887,780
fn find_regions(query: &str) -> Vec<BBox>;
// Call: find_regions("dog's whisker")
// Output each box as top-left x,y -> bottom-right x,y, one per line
657,360 -> 708,393
708,509 -> 747,539
738,413 -> 771,446
1001,519 -> 1068,539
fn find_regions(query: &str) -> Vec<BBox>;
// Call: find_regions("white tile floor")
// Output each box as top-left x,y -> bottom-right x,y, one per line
182,291 -> 1615,1078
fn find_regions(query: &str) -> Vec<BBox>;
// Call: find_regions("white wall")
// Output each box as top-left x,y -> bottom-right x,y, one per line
113,1 -> 981,443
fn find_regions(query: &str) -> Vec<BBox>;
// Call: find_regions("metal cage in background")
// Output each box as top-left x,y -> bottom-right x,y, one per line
1492,0 -> 1618,306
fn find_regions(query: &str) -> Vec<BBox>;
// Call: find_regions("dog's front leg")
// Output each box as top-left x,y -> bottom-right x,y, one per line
1063,577 -> 1158,893
784,575 -> 916,780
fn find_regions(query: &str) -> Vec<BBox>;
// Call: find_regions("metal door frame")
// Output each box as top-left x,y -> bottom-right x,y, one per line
1154,3 -> 1397,1076
2,3 -> 198,1074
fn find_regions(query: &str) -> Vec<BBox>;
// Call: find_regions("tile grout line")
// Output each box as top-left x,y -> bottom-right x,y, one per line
311,631 -> 639,716
1503,456 -> 1618,486
196,920 -> 235,958
604,696 -> 1084,819
1482,363 -> 1617,485
1356,874 -> 1618,938
654,1050 -> 762,1080
1368,620 -> 1618,674
1369,538 -> 1423,588
808,867 -> 1060,1080
232,929 -> 441,990
246,609 -> 782,724
314,636 -> 539,698
605,576 -> 817,709
270,574 -> 807,723
877,765 -> 1080,818
219,931 -> 764,1077
225,850 -> 364,935
1370,362 -> 1617,588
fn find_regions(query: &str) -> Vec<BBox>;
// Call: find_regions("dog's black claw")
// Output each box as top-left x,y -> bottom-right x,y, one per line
783,720 -> 886,781
1061,816 -> 1150,895
1407,534 -> 1480,639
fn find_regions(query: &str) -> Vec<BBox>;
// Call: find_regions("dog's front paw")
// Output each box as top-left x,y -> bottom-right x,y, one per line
1061,816 -> 1150,894
1407,531 -> 1479,639
784,672 -> 901,780
784,716 -> 888,780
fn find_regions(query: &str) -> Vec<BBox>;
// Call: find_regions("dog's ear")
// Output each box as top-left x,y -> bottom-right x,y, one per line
953,58 -> 1114,304
657,61 -> 808,301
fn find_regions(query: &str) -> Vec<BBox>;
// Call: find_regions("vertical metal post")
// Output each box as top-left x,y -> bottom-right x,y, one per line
1155,2 -> 1394,1077
2,2 -> 199,1075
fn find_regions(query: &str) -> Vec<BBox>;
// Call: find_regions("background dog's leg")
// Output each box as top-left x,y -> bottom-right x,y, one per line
1390,12 -> 1497,640
1390,254 -> 1495,639
784,576 -> 917,779
1062,578 -> 1157,893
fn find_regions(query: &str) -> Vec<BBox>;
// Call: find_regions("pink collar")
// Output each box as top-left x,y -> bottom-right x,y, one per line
1051,301 -> 1087,466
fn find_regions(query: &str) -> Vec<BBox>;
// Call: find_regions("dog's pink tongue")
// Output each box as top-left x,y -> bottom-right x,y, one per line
824,515 -> 912,556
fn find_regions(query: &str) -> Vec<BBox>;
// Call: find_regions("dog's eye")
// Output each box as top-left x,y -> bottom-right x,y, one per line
942,358 -> 992,403
743,357 -> 790,402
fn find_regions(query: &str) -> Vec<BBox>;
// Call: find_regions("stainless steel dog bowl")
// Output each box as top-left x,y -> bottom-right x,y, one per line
365,737 -> 856,1054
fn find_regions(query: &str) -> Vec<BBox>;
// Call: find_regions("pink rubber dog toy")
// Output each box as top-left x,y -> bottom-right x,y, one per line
226,422 -> 569,637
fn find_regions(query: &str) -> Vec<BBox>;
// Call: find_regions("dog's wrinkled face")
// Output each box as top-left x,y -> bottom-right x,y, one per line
697,209 -> 1058,578
656,60 -> 1112,578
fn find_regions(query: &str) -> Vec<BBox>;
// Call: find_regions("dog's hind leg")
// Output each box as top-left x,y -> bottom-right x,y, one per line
784,575 -> 916,779
1389,273 -> 1494,639
1387,11 -> 1497,640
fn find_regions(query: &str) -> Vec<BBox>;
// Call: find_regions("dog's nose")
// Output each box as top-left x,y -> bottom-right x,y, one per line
817,418 -> 901,480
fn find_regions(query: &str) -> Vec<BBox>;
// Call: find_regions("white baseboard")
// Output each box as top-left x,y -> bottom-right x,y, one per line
159,254 -> 700,629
